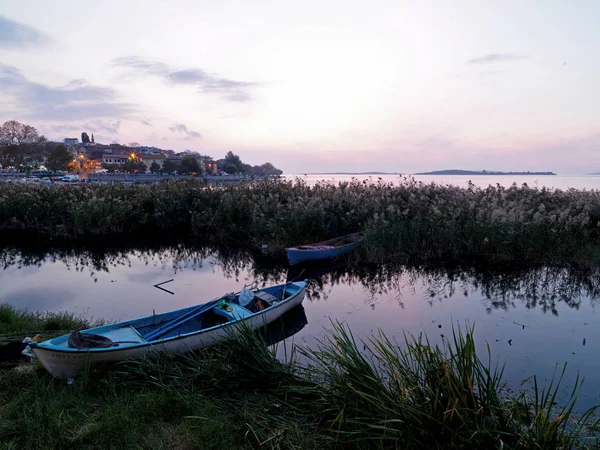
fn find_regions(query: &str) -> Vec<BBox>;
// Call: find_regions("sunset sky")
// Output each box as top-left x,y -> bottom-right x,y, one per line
0,0 -> 598,173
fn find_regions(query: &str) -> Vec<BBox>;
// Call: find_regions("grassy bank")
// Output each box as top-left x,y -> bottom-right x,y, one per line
1,310 -> 599,449
0,303 -> 102,338
1,178 -> 600,266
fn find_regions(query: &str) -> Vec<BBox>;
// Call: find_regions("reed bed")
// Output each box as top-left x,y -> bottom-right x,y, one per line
1,178 -> 600,265
1,321 -> 598,449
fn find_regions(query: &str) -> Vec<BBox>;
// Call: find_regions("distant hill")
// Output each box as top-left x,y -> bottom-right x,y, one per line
414,170 -> 557,176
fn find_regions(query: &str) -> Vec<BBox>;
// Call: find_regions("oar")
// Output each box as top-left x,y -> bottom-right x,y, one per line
144,298 -> 222,341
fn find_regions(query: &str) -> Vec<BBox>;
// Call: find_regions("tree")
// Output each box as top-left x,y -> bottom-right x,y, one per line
252,165 -> 263,176
223,163 -> 238,174
224,151 -> 242,171
0,121 -> 47,172
161,159 -> 181,174
128,142 -> 140,148
45,144 -> 73,172
81,132 -> 90,144
122,158 -> 146,173
0,120 -> 45,146
180,155 -> 202,174
0,145 -> 25,170
260,162 -> 283,176
149,161 -> 161,173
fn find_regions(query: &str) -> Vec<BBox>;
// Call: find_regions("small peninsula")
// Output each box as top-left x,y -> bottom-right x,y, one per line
414,170 -> 557,176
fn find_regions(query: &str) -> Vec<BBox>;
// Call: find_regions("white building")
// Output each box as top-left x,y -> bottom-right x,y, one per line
102,154 -> 129,166
64,138 -> 79,145
139,146 -> 163,155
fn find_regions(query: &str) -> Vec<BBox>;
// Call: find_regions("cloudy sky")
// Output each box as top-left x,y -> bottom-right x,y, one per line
0,0 -> 598,173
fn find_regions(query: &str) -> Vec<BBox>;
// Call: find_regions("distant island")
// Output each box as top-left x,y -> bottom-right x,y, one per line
414,170 -> 557,176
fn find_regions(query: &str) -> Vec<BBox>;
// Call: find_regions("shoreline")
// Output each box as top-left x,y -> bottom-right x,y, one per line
1,304 -> 598,449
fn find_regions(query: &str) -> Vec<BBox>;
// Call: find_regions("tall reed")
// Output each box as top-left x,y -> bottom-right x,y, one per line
2,178 -> 599,265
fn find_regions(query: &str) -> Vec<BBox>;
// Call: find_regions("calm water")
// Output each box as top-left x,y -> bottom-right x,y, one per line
2,246 -> 600,409
287,173 -> 600,190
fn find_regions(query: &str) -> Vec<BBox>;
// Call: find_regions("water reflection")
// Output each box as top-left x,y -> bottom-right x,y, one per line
286,261 -> 600,316
1,245 -> 599,315
259,305 -> 308,347
3,244 -> 600,410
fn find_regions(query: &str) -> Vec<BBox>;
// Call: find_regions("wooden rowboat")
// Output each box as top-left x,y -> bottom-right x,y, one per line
286,232 -> 364,265
29,281 -> 307,378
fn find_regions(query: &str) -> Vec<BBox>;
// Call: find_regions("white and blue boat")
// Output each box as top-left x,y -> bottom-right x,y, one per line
29,281 -> 307,378
286,232 -> 364,265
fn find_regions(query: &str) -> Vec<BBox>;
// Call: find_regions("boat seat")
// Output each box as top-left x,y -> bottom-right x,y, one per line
99,326 -> 147,344
254,291 -> 280,304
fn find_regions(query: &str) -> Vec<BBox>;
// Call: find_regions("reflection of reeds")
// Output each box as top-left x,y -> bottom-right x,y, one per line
3,244 -> 600,314
1,320 -> 597,448
1,178 -> 599,265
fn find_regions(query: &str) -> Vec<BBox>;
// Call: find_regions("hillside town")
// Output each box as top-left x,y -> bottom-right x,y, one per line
0,120 -> 282,182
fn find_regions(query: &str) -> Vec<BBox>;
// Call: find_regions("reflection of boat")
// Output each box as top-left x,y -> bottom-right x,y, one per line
286,232 -> 364,265
286,259 -> 348,282
258,305 -> 308,346
30,281 -> 307,379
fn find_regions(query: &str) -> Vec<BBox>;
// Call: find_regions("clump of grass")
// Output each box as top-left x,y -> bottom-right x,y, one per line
0,303 -> 100,336
514,363 -> 600,449
299,322 -> 600,448
0,317 -> 598,449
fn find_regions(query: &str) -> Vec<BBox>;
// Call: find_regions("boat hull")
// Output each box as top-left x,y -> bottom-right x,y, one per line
32,285 -> 305,379
286,235 -> 363,265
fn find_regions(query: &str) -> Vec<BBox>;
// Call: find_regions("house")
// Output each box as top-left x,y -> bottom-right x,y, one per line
64,138 -> 79,145
102,154 -> 129,166
94,144 -> 113,154
139,146 -> 163,155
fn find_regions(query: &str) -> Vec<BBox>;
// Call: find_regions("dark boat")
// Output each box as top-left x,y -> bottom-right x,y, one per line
286,232 -> 364,265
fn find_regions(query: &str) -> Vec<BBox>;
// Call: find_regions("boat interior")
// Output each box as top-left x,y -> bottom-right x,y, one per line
44,282 -> 304,349
292,233 -> 363,250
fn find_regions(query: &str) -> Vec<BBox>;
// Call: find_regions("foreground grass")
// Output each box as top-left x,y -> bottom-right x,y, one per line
1,317 -> 599,449
1,178 -> 600,266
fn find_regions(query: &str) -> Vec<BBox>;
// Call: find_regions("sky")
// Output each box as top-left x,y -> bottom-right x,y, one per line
0,0 -> 598,174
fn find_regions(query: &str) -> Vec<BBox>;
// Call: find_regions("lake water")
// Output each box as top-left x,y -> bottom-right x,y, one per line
2,246 -> 600,410
287,174 -> 600,190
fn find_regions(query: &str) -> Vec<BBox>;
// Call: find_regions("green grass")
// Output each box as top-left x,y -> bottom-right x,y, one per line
1,178 -> 600,266
0,303 -> 102,338
1,318 -> 599,449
